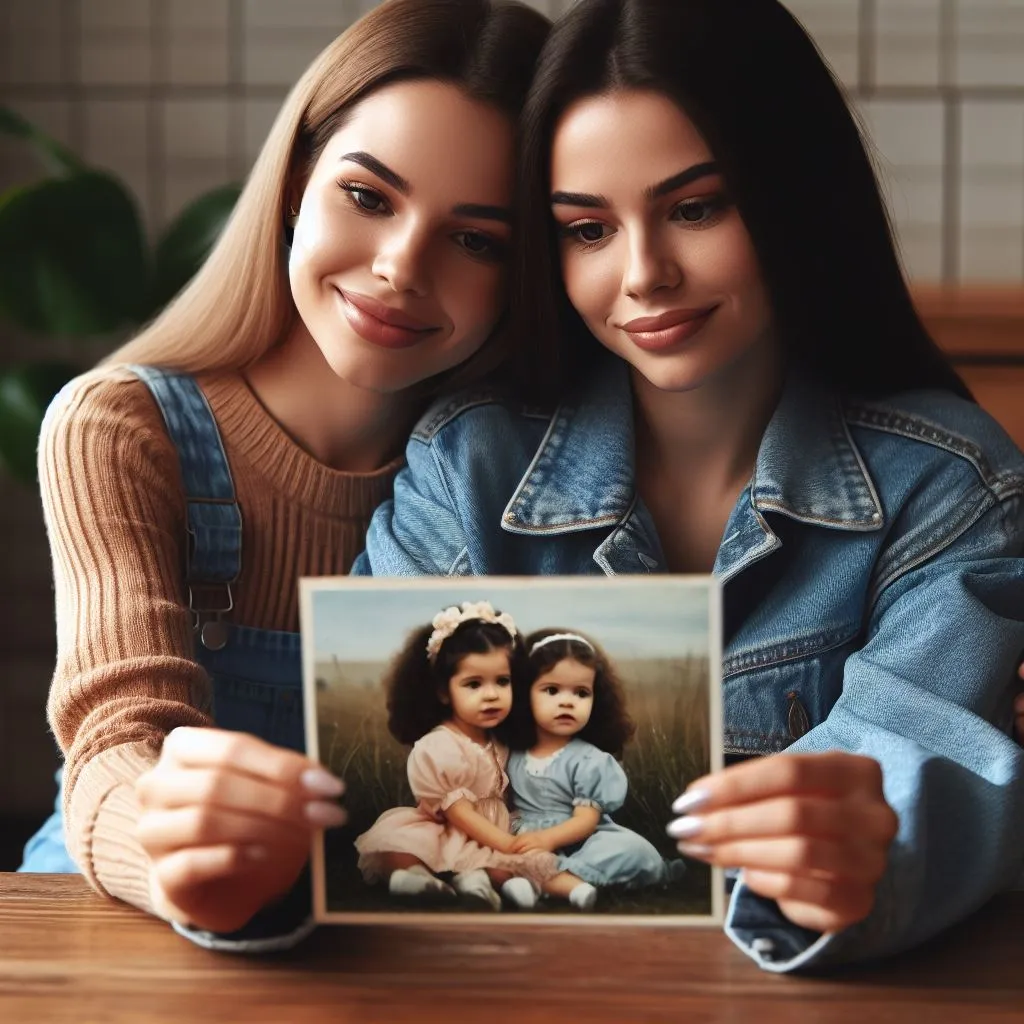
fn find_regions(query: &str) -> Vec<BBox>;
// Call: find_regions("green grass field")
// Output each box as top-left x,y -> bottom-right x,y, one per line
314,656 -> 713,917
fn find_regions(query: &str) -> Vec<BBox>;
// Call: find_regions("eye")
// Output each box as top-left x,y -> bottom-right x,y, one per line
498,677 -> 511,687
339,180 -> 390,214
464,679 -> 481,689
453,230 -> 507,262
576,689 -> 592,699
671,194 -> 727,227
558,220 -> 612,247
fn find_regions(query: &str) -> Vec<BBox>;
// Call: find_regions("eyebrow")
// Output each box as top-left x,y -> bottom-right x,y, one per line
551,160 -> 721,208
340,151 -> 512,224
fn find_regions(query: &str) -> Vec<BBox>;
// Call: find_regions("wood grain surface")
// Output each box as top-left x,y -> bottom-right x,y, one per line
1,874 -> 1021,1024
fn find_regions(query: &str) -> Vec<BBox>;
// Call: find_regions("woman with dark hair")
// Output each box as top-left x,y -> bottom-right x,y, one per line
358,0 -> 1024,971
26,0 -> 549,949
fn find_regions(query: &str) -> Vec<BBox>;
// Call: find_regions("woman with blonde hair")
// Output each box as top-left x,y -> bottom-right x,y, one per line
21,0 -> 549,951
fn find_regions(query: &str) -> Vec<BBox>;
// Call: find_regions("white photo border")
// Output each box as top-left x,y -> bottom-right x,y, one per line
300,574 -> 725,928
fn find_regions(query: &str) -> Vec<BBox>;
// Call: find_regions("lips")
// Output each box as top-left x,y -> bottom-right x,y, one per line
337,288 -> 440,350
618,305 -> 717,353
620,307 -> 715,332
555,714 -> 576,724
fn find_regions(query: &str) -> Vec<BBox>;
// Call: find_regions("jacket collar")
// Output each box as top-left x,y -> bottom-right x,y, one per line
502,353 -> 884,534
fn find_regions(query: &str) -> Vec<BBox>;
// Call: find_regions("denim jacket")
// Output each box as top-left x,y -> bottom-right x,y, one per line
354,353 -> 1024,972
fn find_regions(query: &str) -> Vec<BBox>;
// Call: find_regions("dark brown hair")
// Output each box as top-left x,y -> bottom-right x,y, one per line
384,614 -> 527,746
500,628 -> 635,757
512,0 -> 970,407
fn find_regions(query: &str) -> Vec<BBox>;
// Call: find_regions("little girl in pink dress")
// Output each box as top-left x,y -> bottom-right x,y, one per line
355,601 -> 557,909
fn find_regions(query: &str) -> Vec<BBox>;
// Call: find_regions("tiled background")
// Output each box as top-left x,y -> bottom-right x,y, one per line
1,0 -> 1024,282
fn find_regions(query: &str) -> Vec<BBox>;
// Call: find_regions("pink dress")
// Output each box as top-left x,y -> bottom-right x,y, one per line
355,724 -> 557,888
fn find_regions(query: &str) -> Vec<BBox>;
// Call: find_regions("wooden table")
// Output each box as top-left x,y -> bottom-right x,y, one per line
1,875 -> 1020,1023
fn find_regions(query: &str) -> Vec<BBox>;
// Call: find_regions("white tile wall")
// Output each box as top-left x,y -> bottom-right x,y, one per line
955,1 -> 1024,88
875,0 -> 942,88
2,0 -> 1024,282
79,0 -> 152,86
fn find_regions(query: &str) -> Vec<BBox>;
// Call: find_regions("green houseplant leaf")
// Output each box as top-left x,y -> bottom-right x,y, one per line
0,361 -> 79,483
0,105 -> 85,177
0,171 -> 150,336
150,183 -> 242,313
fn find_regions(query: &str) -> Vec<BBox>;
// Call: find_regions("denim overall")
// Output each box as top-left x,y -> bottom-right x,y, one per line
21,366 -> 305,873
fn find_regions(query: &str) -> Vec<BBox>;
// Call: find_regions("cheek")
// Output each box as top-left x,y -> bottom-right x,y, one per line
443,263 -> 506,339
561,251 -> 618,328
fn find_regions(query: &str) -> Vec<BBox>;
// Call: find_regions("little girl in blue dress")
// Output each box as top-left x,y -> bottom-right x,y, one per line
502,629 -> 683,909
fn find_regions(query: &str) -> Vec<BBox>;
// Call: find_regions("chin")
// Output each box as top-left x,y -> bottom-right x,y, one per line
324,354 -> 424,395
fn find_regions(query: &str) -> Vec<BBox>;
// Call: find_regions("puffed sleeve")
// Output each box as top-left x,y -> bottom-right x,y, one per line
406,730 -> 480,815
568,746 -> 628,814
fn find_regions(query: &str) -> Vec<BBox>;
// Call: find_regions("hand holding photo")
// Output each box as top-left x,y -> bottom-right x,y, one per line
300,576 -> 723,925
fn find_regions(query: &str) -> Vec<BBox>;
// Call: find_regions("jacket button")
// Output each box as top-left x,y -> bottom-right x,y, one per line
504,512 -> 516,523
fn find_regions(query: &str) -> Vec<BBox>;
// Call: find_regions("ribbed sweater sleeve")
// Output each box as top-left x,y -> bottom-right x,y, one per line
39,367 -> 399,913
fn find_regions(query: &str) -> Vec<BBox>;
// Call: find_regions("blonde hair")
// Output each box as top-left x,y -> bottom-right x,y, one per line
106,0 -> 548,380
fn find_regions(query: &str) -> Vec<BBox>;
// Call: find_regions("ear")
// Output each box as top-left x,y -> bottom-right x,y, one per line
437,686 -> 451,706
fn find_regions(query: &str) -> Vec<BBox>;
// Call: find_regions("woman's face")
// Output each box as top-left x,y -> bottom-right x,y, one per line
530,657 -> 595,739
289,79 -> 515,394
549,89 -> 774,394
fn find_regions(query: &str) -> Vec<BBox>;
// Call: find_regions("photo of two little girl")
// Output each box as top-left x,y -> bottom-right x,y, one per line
302,578 -> 719,921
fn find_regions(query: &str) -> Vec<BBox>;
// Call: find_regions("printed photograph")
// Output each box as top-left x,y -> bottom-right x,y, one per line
300,576 -> 723,925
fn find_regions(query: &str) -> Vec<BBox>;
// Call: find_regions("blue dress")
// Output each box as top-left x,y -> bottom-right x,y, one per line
507,739 -> 682,888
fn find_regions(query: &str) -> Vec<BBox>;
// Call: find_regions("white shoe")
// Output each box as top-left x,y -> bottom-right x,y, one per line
500,877 -> 538,909
452,869 -> 502,911
389,866 -> 455,899
569,882 -> 598,910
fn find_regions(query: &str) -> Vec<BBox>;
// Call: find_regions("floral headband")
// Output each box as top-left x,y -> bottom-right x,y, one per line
528,632 -> 595,657
425,601 -> 518,662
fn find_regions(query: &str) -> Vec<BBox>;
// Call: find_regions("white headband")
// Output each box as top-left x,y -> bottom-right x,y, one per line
425,601 -> 517,662
528,633 -> 595,657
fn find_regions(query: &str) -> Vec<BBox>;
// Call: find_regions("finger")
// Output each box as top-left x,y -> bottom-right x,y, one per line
136,766 -> 338,829
1014,691 -> 1024,712
161,728 -> 343,794
153,842 -> 267,894
674,752 -> 885,813
676,835 -> 888,883
741,869 -> 876,932
667,795 -> 898,847
138,803 -> 343,856
151,844 -> 271,930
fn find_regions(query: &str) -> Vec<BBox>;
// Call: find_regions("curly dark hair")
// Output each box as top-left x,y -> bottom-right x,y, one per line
498,628 -> 635,757
384,613 -> 527,746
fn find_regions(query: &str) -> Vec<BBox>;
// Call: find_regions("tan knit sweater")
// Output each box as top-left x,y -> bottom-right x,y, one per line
39,367 -> 401,913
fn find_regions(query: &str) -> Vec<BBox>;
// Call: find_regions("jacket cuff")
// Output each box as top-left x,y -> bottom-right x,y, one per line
171,867 -> 316,954
724,878 -> 837,972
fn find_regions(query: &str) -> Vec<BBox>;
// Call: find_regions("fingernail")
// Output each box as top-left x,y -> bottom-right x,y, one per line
676,842 -> 714,859
305,801 -> 348,828
301,768 -> 345,797
666,816 -> 704,840
672,788 -> 710,815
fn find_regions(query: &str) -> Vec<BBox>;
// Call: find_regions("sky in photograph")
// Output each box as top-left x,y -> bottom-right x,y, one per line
307,578 -> 713,663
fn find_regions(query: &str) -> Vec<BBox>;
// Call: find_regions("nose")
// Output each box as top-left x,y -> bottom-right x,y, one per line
371,221 -> 430,297
622,225 -> 680,299
482,681 -> 501,701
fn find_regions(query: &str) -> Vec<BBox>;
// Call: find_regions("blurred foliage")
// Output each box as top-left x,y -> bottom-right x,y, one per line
0,105 -> 241,484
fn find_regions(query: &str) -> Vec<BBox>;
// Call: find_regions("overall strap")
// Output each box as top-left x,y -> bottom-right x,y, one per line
130,365 -> 242,647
